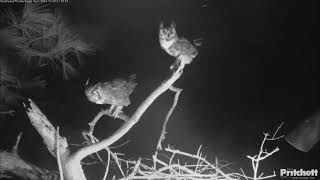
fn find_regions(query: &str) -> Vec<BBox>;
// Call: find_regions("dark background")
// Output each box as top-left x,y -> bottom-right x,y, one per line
1,0 -> 319,179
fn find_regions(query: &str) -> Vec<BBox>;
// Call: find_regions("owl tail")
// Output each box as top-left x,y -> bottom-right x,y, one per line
126,74 -> 137,94
128,74 -> 136,82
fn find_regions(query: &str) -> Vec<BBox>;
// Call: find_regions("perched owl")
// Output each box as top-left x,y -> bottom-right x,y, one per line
85,75 -> 137,118
159,22 -> 198,71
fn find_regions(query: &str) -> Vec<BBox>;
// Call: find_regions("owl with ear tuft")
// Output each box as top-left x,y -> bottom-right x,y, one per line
159,21 -> 198,71
85,74 -> 137,118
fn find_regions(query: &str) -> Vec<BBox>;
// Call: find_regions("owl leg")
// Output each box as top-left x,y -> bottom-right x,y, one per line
108,104 -> 116,116
112,106 -> 123,119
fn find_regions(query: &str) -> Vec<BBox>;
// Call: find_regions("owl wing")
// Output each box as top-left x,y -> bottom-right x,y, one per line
108,77 -> 137,106
110,87 -> 129,105
92,82 -> 125,105
124,75 -> 137,95
171,38 -> 198,58
112,76 -> 137,95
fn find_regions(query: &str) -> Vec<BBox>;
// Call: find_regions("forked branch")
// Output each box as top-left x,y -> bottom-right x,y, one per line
237,122 -> 284,180
0,110 -> 15,116
74,64 -> 185,161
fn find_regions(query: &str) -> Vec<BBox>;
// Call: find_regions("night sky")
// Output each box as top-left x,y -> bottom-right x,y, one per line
1,0 -> 319,179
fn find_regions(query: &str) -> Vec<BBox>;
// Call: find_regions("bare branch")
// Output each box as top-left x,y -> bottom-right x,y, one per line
270,122 -> 285,140
74,64 -> 185,161
24,99 -> 69,157
165,147 -> 234,179
156,86 -> 183,151
12,132 -> 23,154
0,110 -> 15,116
82,109 -> 107,144
241,123 -> 284,180
82,108 -> 129,145
102,148 -> 111,180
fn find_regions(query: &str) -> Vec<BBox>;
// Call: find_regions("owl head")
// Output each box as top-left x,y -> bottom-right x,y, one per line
84,81 -> 105,104
159,21 -> 178,41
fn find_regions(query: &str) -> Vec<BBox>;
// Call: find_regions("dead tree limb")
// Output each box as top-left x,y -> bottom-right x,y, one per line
0,133 -> 45,180
25,99 -> 69,158
156,86 -> 183,151
25,100 -> 88,180
23,63 -> 185,180
74,64 -> 185,162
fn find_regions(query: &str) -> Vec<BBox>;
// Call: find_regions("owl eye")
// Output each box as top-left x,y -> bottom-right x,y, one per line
91,90 -> 98,96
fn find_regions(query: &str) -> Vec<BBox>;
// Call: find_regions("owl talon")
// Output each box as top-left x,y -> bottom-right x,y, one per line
108,105 -> 116,116
110,105 -> 123,119
112,111 -> 120,119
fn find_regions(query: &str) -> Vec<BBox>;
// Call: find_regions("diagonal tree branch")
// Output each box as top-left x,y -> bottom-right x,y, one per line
82,109 -> 130,144
23,62 -> 186,180
73,64 -> 185,161
82,109 -> 107,144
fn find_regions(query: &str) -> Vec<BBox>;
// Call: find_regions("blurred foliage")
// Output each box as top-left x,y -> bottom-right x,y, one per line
0,4 -> 95,80
0,57 -> 47,117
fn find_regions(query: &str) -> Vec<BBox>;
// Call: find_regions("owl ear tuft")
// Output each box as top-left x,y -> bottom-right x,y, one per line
170,21 -> 176,28
85,78 -> 90,86
159,21 -> 164,28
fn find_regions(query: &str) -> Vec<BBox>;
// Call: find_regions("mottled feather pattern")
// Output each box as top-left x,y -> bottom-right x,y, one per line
169,38 -> 198,59
85,75 -> 137,106
159,22 -> 198,69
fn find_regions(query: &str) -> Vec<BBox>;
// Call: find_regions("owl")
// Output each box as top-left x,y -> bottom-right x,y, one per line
159,21 -> 198,71
85,75 -> 137,118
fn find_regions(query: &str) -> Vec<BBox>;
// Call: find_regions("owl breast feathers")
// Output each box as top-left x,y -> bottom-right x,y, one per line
159,22 -> 198,66
167,38 -> 198,64
85,75 -> 137,106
